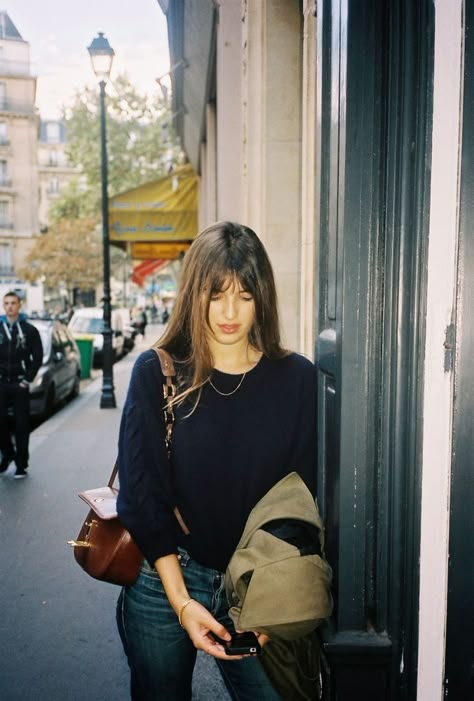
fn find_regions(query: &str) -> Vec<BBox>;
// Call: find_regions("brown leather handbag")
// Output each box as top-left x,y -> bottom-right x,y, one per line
68,347 -> 189,586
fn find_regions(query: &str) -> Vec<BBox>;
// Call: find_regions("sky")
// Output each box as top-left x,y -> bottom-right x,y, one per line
7,0 -> 170,119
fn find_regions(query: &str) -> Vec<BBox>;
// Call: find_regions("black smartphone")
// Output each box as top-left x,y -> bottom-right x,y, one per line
224,631 -> 261,656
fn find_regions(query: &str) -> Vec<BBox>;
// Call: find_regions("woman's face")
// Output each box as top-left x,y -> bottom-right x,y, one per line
206,277 -> 256,349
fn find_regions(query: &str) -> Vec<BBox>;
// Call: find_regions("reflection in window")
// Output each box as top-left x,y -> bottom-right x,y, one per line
69,317 -> 104,334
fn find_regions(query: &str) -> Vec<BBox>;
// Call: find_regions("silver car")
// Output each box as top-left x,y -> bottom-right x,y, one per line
29,318 -> 82,418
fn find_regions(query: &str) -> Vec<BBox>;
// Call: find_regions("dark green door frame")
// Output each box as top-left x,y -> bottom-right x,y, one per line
445,1 -> 474,696
315,1 -> 433,698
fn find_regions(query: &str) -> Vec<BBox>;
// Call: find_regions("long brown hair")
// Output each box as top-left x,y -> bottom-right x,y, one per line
157,221 -> 288,406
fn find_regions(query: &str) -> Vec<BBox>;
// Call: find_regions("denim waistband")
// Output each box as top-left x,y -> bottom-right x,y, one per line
140,547 -> 225,578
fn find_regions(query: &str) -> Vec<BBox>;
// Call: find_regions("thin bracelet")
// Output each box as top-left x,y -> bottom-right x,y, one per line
178,597 -> 194,628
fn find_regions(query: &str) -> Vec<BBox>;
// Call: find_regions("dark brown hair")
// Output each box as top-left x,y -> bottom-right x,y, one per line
3,291 -> 21,302
157,221 -> 287,405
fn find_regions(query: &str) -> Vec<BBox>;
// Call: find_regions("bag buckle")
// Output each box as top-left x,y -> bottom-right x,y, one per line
67,540 -> 91,548
68,518 -> 97,547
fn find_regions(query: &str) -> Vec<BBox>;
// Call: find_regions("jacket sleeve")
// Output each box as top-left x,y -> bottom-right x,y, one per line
25,324 -> 44,382
117,350 -> 180,566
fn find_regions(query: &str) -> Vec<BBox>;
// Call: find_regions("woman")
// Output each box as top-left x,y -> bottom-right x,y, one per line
117,221 -> 318,700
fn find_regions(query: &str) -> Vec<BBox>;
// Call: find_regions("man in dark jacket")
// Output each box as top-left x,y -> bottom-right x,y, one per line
0,292 -> 43,479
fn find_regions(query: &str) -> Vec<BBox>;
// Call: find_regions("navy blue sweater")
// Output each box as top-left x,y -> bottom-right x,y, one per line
117,350 -> 318,573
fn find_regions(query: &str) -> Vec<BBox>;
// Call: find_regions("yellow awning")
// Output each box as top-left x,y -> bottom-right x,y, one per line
109,164 -> 198,243
131,242 -> 191,260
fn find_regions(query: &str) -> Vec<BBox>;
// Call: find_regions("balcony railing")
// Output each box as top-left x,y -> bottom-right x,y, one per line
0,139 -> 10,147
0,221 -> 14,230
0,99 -> 36,115
0,178 -> 12,188
0,60 -> 33,77
0,265 -> 14,275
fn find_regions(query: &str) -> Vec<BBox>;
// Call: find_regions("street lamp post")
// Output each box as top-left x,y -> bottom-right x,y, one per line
87,32 -> 116,408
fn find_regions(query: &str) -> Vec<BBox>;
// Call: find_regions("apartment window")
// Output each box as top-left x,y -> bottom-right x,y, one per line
46,122 -> 60,143
0,122 -> 7,145
49,177 -> 60,195
49,150 -> 58,166
0,199 -> 10,227
0,82 -> 6,109
0,242 -> 12,273
0,159 -> 8,186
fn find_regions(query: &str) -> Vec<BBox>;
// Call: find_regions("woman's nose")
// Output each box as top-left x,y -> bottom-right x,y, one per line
223,297 -> 237,319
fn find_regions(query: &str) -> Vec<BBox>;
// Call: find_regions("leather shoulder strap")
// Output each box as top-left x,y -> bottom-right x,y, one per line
150,346 -> 190,535
151,346 -> 177,453
108,460 -> 119,488
152,345 -> 176,377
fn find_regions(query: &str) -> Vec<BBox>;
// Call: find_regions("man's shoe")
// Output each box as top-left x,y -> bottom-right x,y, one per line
0,455 -> 13,473
14,467 -> 28,480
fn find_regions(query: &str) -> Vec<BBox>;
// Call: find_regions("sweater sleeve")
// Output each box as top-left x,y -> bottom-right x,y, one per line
117,350 -> 180,566
288,356 -> 318,498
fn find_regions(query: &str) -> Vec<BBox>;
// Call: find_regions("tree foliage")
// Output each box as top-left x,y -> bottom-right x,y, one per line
19,218 -> 102,294
31,75 -> 181,298
49,73 -> 181,221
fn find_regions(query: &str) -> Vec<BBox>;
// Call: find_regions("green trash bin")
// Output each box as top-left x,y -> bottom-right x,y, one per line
74,334 -> 94,379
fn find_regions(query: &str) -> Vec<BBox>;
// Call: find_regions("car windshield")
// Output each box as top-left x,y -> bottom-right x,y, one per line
70,316 -> 104,334
29,321 -> 51,364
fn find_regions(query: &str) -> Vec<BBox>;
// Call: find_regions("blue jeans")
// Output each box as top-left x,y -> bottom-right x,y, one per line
116,549 -> 280,700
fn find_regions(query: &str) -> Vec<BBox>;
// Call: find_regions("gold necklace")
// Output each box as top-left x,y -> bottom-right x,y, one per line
208,372 -> 247,396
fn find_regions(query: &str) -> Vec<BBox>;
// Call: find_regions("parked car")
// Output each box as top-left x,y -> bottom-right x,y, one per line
28,318 -> 82,418
68,307 -> 125,366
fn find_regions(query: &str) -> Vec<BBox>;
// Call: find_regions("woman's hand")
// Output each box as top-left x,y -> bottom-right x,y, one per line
180,599 -> 244,660
235,628 -> 271,649
255,631 -> 271,648
154,553 -> 244,660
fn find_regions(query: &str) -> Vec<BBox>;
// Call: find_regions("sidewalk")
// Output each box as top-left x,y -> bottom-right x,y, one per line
0,325 -> 230,700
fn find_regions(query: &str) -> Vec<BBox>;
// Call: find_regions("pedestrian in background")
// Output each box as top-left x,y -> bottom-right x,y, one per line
0,291 -> 43,479
116,222 -> 319,699
132,307 -> 148,338
139,308 -> 148,337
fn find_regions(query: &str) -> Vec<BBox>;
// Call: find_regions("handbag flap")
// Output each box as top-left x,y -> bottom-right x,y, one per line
78,486 -> 119,520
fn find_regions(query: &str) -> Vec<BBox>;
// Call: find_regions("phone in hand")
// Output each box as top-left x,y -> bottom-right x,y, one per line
224,631 -> 261,656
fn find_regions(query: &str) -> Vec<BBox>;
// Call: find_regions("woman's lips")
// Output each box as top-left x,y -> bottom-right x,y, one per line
218,324 -> 241,334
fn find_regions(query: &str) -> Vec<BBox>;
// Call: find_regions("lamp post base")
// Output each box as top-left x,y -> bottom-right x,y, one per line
100,381 -> 117,409
100,390 -> 117,409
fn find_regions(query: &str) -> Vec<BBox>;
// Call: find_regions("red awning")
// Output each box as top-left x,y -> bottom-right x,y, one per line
132,259 -> 168,287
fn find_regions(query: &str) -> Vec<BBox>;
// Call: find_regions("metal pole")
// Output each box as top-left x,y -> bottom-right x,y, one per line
99,80 -> 116,408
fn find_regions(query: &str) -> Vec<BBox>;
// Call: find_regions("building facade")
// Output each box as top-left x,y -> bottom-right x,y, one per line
0,12 -> 39,282
37,119 -> 79,231
158,1 -> 472,699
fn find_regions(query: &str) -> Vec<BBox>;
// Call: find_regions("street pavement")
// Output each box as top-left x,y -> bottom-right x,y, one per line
0,325 -> 230,701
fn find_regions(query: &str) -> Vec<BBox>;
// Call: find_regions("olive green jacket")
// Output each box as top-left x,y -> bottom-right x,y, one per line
225,471 -> 333,641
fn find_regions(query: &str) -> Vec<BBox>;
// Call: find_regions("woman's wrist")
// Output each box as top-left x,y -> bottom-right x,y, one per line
178,597 -> 195,628
153,553 -> 191,615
